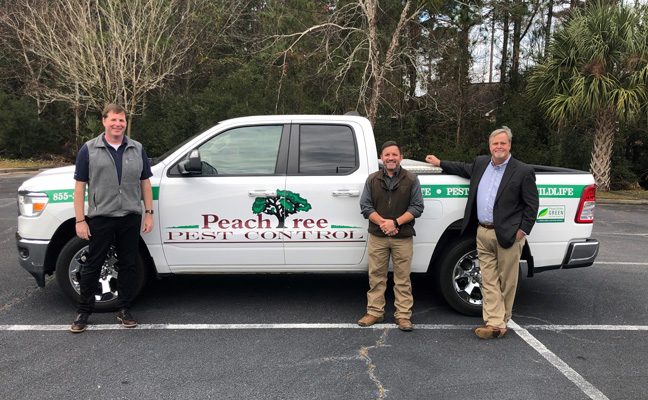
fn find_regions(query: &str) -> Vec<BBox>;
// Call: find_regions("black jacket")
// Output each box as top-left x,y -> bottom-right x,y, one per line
441,155 -> 539,248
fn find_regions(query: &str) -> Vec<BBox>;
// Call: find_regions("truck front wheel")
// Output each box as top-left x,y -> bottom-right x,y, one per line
438,237 -> 483,316
55,237 -> 147,312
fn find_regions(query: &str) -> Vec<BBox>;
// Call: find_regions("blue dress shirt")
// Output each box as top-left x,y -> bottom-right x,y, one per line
476,155 -> 510,224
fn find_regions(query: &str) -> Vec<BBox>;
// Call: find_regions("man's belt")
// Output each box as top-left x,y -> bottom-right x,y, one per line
479,222 -> 495,229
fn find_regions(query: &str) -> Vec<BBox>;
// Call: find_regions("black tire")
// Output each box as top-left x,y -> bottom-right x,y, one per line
55,236 -> 148,312
438,237 -> 483,316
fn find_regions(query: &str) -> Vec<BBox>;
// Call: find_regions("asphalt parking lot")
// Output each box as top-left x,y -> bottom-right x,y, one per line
1,172 -> 647,399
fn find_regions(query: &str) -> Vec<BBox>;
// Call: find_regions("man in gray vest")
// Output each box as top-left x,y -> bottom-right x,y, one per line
358,141 -> 424,331
70,104 -> 154,333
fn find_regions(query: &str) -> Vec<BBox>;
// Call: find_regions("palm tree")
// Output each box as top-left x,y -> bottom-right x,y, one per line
527,1 -> 648,191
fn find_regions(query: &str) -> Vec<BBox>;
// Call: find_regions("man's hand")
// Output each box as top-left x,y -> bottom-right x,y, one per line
516,230 -> 525,241
425,155 -> 440,166
370,212 -> 399,236
379,219 -> 399,236
142,213 -> 154,233
76,221 -> 91,240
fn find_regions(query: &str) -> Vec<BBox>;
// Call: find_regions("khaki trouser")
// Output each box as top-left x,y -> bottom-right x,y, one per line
476,226 -> 525,329
366,234 -> 414,319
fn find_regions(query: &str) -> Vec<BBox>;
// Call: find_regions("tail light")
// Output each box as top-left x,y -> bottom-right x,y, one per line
575,185 -> 595,223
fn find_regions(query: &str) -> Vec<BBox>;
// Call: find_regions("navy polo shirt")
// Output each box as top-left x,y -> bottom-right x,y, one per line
74,135 -> 152,184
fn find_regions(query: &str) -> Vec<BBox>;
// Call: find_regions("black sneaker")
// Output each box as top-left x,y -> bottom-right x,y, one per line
70,313 -> 89,333
117,309 -> 137,328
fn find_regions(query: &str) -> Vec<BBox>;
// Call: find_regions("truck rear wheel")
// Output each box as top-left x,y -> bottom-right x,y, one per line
438,237 -> 483,316
55,236 -> 147,312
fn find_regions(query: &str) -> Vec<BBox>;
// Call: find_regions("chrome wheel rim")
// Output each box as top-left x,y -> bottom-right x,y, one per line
68,245 -> 119,303
452,250 -> 483,306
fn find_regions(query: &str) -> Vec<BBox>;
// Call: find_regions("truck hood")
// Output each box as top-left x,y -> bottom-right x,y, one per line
18,166 -> 76,192
378,159 -> 442,174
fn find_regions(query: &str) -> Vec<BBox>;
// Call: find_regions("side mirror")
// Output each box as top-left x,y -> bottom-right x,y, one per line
178,149 -> 202,175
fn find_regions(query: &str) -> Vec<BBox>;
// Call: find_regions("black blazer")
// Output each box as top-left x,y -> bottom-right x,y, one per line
441,155 -> 539,249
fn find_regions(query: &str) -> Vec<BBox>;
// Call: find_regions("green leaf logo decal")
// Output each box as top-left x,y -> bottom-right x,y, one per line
252,189 -> 311,228
538,208 -> 548,217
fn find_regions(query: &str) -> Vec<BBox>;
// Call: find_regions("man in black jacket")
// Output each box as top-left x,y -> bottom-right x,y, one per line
426,127 -> 539,339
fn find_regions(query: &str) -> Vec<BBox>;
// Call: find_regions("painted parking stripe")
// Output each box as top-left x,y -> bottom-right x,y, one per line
0,323 -> 476,331
509,321 -> 609,400
524,324 -> 648,330
2,323 -> 648,331
594,261 -> 648,266
593,232 -> 648,236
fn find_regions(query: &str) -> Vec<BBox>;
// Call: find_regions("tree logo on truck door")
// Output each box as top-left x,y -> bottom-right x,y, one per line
251,190 -> 312,228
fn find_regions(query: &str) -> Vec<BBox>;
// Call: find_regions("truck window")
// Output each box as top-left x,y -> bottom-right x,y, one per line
298,125 -> 358,174
198,125 -> 283,175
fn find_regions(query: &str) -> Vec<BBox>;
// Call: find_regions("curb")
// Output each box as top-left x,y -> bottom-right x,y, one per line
596,198 -> 648,205
0,167 -> 53,174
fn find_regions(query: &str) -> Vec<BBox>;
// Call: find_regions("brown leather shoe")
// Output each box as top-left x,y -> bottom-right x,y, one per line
70,313 -> 89,333
117,309 -> 137,328
396,318 -> 413,331
475,325 -> 506,339
358,314 -> 384,327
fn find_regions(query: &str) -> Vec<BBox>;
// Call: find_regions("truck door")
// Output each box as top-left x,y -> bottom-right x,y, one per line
283,122 -> 368,267
159,124 -> 288,270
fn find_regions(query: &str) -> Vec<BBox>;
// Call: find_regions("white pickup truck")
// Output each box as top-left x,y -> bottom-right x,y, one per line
16,114 -> 599,316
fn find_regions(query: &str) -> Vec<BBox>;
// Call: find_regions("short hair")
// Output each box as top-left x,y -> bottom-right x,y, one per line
102,104 -> 127,118
489,126 -> 512,142
380,140 -> 401,155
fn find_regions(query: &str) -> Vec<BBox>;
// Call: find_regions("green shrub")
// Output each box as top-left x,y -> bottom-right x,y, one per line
0,92 -> 59,158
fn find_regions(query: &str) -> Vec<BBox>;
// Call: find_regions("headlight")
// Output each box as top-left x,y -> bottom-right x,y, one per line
17,191 -> 49,217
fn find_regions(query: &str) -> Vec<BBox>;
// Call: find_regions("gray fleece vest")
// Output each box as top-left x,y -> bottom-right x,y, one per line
86,134 -> 144,218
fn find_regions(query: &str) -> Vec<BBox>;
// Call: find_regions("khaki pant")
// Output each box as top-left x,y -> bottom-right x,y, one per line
476,226 -> 525,329
366,234 -> 414,319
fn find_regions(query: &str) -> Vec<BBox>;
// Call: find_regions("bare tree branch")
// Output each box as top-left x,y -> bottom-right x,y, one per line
269,0 -> 426,125
0,0 -> 199,139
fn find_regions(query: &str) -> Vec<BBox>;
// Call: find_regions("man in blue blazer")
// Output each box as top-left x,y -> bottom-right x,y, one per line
426,126 -> 539,339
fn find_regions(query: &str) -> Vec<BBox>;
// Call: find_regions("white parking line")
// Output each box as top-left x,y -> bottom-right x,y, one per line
593,232 -> 648,236
2,323 -> 647,331
0,323 -> 476,331
594,261 -> 648,266
509,321 -> 609,400
525,324 -> 648,331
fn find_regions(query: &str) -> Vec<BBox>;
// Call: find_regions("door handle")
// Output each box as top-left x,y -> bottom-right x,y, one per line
248,190 -> 277,197
332,189 -> 360,197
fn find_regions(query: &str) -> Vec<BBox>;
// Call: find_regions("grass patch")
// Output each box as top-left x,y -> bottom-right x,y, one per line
597,190 -> 648,200
0,157 -> 69,169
